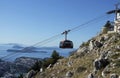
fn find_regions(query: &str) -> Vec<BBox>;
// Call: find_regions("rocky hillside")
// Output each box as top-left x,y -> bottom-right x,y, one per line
32,32 -> 120,78
0,57 -> 41,78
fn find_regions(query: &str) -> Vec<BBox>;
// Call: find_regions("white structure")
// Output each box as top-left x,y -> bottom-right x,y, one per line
114,12 -> 120,33
113,3 -> 120,33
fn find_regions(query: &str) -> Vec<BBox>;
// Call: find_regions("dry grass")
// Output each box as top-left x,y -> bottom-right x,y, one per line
35,33 -> 120,78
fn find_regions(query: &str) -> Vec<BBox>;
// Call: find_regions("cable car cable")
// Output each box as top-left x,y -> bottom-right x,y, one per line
0,13 -> 110,60
70,14 -> 108,32
31,34 -> 61,47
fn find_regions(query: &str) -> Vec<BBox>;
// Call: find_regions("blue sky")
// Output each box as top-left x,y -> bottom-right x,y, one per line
0,0 -> 119,48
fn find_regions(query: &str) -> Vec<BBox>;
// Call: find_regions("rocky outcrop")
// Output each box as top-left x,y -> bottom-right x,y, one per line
94,58 -> 110,71
15,57 -> 41,69
0,61 -> 11,77
0,57 -> 41,77
30,33 -> 120,78
88,73 -> 95,78
24,70 -> 36,78
110,74 -> 119,78
77,46 -> 89,53
89,40 -> 103,50
66,71 -> 73,77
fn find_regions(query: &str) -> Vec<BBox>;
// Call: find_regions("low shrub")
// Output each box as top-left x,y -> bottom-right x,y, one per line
31,50 -> 62,71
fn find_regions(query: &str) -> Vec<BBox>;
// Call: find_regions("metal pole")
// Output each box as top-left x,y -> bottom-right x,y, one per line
65,31 -> 68,40
62,30 -> 70,40
115,4 -> 117,20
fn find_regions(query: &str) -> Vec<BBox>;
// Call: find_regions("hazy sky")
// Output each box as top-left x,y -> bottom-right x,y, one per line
0,0 -> 119,48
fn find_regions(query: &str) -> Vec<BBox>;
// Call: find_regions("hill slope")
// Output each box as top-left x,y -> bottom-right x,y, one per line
33,32 -> 120,78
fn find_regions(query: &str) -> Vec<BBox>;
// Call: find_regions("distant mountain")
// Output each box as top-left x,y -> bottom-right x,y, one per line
0,43 -> 76,53
0,43 -> 24,47
12,45 -> 24,49
0,43 -> 25,51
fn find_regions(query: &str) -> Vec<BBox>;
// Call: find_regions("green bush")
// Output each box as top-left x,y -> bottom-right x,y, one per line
31,50 -> 62,71
51,50 -> 62,62
102,21 -> 112,34
42,58 -> 54,69
42,50 -> 62,68
104,21 -> 111,28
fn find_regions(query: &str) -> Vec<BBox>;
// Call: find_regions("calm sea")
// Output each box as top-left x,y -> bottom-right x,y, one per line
0,45 -> 75,62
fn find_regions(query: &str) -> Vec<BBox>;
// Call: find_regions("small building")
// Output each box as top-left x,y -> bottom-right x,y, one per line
107,4 -> 120,33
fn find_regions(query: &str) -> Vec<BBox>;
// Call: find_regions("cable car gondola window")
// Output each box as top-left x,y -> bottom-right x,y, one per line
59,40 -> 73,48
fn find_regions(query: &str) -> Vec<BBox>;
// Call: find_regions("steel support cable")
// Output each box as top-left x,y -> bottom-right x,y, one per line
1,52 -> 18,60
3,35 -> 62,61
31,34 -> 61,47
35,35 -> 62,47
69,14 -> 110,33
69,14 -> 107,32
0,34 -> 62,60
0,13 -> 110,60
3,53 -> 21,61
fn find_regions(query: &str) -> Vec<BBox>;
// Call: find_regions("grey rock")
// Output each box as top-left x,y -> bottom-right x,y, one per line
67,61 -> 73,67
115,45 -> 120,50
89,40 -> 94,50
110,74 -> 119,78
94,41 -> 103,48
93,58 -> 109,70
101,65 -> 110,78
88,73 -> 94,78
66,71 -> 73,77
103,35 -> 109,41
99,51 -> 109,59
89,40 -> 102,51
40,68 -> 43,73
47,64 -> 52,69
77,46 -> 89,53
24,70 -> 36,78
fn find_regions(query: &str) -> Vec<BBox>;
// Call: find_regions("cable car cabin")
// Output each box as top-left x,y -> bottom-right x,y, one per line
59,40 -> 73,48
